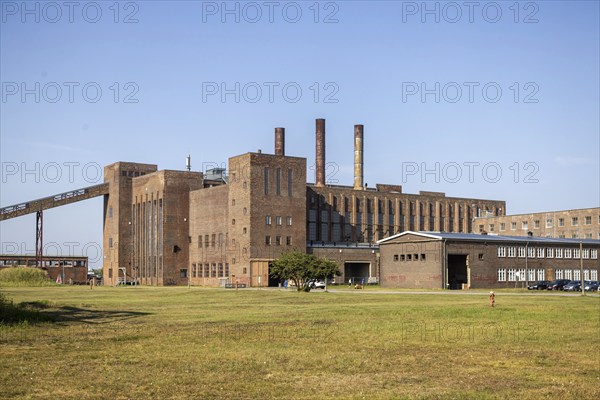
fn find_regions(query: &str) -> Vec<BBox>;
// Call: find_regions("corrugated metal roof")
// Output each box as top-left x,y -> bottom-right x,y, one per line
378,231 -> 600,245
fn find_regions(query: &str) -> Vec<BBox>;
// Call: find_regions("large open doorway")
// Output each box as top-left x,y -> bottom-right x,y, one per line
267,261 -> 280,287
344,262 -> 370,285
447,254 -> 468,289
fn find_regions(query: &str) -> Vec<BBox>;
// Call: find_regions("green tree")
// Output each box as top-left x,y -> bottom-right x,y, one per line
269,251 -> 340,291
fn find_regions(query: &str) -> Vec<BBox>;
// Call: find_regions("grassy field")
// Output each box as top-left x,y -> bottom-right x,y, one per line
0,286 -> 598,399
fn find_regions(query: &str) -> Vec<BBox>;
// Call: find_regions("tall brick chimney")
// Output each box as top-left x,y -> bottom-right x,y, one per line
315,118 -> 326,187
275,127 -> 285,156
354,124 -> 364,190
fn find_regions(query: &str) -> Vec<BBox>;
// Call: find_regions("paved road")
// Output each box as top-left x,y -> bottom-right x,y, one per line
325,289 -> 599,297
251,286 -> 599,297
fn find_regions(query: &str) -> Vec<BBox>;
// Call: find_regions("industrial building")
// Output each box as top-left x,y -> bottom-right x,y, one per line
101,119 -> 506,287
473,208 -> 600,239
378,231 -> 600,289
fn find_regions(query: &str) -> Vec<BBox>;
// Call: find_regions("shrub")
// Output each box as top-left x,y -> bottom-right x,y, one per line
0,267 -> 57,287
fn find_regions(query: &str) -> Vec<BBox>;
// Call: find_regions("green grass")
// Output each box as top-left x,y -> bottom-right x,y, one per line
0,287 -> 598,399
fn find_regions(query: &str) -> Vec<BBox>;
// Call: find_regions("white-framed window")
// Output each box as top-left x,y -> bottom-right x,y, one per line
528,269 -> 535,282
555,269 -> 563,279
564,269 -> 572,280
591,249 -> 598,259
564,248 -> 572,258
518,247 -> 526,258
500,223 -> 506,231
536,248 -> 544,258
555,248 -> 563,258
585,216 -> 592,225
518,268 -> 526,281
527,247 -> 536,258
497,246 -> 506,257
275,216 -> 282,226
522,221 -> 528,230
584,270 -> 590,280
537,269 -> 545,281
286,216 -> 292,226
265,215 -> 272,225
572,217 -> 578,226
511,222 -> 517,230
497,269 -> 506,282
591,270 -> 598,280
573,248 -> 580,258
534,220 -> 540,228
559,218 -> 565,227
573,270 -> 580,280
546,248 -> 554,258
507,268 -> 516,282
546,218 -> 553,228
508,247 -> 516,257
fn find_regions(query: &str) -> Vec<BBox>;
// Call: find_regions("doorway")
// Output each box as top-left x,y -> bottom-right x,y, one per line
344,262 -> 370,285
447,254 -> 468,289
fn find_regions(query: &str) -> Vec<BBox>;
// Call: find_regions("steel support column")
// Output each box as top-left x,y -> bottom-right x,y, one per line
36,210 -> 43,268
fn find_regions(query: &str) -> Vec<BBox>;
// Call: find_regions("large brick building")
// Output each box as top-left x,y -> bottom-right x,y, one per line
102,119 -> 506,286
378,231 -> 600,289
473,208 -> 600,240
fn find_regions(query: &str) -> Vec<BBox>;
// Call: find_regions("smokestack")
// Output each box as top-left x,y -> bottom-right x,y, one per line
354,124 -> 364,190
274,127 -> 285,156
315,118 -> 326,187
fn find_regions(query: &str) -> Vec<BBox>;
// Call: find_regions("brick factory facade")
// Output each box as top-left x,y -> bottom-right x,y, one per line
378,232 -> 600,289
473,208 -> 600,240
102,119 -> 506,287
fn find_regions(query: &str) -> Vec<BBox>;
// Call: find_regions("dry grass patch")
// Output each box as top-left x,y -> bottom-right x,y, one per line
0,287 -> 598,399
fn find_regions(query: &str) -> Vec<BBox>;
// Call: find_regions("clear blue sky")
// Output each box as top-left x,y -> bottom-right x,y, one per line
1,1 -> 599,267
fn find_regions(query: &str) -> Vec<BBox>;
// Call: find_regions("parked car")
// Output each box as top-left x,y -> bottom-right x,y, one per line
563,281 -> 581,292
527,280 -> 550,290
584,281 -> 600,292
547,279 -> 571,290
307,279 -> 326,289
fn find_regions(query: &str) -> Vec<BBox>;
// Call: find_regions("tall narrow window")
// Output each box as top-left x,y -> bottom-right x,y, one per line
276,167 -> 281,195
264,167 -> 269,195
288,169 -> 293,197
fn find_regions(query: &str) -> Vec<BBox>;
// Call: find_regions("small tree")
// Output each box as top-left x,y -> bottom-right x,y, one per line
270,251 -> 340,291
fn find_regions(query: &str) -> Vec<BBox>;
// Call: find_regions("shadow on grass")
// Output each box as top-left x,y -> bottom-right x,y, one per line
1,296 -> 150,326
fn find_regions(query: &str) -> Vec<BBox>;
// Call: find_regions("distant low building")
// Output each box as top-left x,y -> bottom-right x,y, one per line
0,255 -> 88,284
378,232 -> 600,289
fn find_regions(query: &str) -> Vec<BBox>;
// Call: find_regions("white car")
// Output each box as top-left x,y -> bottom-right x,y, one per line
308,280 -> 326,289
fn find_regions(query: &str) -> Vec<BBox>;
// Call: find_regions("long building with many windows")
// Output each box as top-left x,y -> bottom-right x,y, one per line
473,208 -> 600,239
